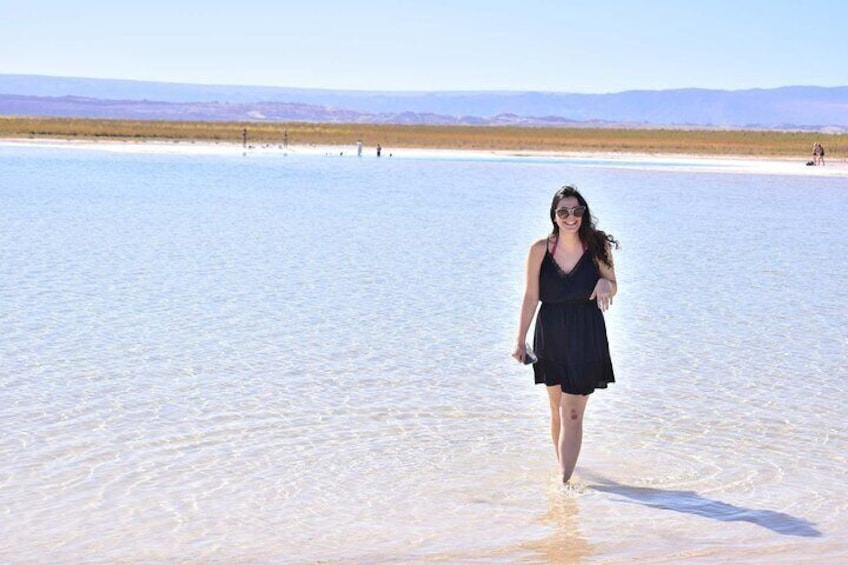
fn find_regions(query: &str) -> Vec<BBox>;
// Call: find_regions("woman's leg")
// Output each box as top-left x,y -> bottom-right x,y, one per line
559,393 -> 589,483
545,385 -> 563,470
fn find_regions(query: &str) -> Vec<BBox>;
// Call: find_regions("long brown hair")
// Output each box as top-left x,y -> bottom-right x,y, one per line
549,185 -> 619,269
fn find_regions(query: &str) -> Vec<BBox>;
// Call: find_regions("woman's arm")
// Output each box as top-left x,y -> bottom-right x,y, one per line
590,244 -> 617,312
512,239 -> 547,363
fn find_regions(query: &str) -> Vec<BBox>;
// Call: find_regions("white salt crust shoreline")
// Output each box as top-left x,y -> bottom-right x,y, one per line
2,137 -> 846,178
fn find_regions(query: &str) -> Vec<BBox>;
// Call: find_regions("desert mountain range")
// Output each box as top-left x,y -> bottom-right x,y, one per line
1,74 -> 846,131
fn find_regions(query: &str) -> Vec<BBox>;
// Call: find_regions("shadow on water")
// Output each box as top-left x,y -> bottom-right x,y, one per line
588,477 -> 821,538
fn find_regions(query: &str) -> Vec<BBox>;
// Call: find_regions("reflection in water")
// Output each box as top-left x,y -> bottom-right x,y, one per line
519,479 -> 595,563
589,477 -> 821,538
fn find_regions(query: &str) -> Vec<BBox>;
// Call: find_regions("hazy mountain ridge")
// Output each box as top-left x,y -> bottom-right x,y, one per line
0,93 -> 603,127
1,74 -> 846,130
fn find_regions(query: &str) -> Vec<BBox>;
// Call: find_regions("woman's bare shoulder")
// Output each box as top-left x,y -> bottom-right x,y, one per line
531,236 -> 551,249
529,237 -> 551,257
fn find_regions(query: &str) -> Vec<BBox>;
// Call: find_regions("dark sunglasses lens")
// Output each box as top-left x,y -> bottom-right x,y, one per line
556,207 -> 585,218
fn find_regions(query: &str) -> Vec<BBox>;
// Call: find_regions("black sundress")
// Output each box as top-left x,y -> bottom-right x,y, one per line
532,244 -> 615,395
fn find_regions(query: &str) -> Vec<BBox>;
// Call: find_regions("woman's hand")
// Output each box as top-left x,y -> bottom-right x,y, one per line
511,342 -> 527,364
590,278 -> 615,311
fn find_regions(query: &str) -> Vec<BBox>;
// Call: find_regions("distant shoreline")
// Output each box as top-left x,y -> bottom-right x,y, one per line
3,136 -> 846,178
2,116 -> 846,159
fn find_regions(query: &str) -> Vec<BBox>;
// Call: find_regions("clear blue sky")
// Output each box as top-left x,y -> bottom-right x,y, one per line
2,0 -> 845,93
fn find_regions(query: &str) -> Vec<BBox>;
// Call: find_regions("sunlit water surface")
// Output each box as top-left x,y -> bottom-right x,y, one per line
1,146 -> 846,563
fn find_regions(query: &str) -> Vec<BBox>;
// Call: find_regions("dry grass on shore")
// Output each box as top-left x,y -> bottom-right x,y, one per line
1,116 -> 845,158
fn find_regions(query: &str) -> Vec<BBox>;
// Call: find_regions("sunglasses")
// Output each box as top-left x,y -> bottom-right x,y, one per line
555,206 -> 586,219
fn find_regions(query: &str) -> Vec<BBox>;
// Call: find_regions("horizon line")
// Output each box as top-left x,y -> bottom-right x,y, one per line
2,72 -> 847,97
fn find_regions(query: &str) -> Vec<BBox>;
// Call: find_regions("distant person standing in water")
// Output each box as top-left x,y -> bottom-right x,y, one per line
376,144 -> 382,157
283,129 -> 288,149
357,139 -> 363,157
242,128 -> 248,148
512,185 -> 619,484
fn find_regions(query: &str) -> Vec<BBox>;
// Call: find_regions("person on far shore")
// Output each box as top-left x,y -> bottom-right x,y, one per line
812,142 -> 825,166
512,185 -> 619,484
357,139 -> 363,157
376,144 -> 382,157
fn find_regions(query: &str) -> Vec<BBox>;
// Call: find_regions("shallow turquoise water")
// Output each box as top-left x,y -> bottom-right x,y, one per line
1,146 -> 846,563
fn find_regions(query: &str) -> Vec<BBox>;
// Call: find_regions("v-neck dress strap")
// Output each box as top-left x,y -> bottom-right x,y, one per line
548,237 -> 588,257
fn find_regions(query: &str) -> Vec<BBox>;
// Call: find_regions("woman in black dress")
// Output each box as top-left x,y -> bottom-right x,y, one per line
512,185 -> 619,483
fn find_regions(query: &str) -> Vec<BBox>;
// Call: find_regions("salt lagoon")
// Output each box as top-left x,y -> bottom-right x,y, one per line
1,141 -> 846,563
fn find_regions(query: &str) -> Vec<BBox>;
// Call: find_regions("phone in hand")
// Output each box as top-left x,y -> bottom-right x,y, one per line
523,344 -> 538,365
